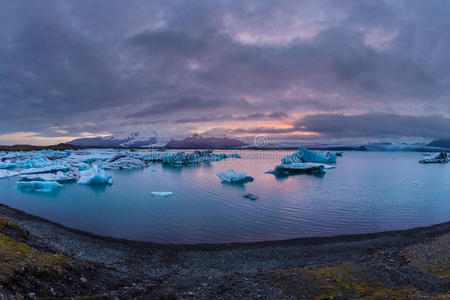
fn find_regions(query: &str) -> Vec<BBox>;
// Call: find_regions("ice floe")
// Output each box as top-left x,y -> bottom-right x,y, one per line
78,166 -> 113,185
19,171 -> 78,182
17,181 -> 63,192
267,163 -> 335,175
282,147 -> 337,164
151,192 -> 173,197
217,169 -> 254,183
270,147 -> 337,176
419,152 -> 448,164
243,193 -> 258,200
101,155 -> 147,169
0,169 -> 18,179
19,164 -> 71,175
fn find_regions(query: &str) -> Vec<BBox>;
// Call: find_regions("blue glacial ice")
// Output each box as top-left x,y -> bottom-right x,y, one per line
77,165 -> 113,185
217,169 -> 254,183
17,181 -> 63,192
0,169 -> 19,179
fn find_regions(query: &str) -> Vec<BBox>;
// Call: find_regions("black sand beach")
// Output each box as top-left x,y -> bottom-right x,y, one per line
0,203 -> 448,299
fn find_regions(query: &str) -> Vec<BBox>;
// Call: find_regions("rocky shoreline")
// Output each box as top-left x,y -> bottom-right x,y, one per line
0,203 -> 448,299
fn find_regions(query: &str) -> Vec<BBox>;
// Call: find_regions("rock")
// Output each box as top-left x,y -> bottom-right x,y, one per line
243,193 -> 259,201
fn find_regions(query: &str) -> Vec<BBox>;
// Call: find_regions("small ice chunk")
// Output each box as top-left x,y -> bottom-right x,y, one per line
20,164 -> 71,175
282,147 -> 337,164
217,169 -> 254,183
151,192 -> 173,197
17,181 -> 62,192
77,166 -> 113,185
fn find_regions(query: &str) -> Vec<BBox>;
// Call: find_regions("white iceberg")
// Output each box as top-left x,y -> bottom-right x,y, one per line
101,155 -> 147,169
19,164 -> 71,175
0,169 -> 18,179
19,171 -> 78,182
77,166 -> 113,185
282,147 -> 337,164
17,181 -> 63,192
217,169 -> 254,183
151,192 -> 173,197
67,151 -> 116,163
419,152 -> 448,164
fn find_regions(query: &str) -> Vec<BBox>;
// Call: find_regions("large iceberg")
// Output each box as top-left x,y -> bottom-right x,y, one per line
101,155 -> 147,169
282,147 -> 337,164
17,181 -> 63,192
78,166 -> 113,185
217,169 -> 254,183
270,147 -> 337,176
19,164 -> 71,175
19,171 -> 78,182
419,152 -> 448,164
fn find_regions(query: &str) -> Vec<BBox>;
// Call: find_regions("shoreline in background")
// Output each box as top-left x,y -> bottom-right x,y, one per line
1,142 -> 449,152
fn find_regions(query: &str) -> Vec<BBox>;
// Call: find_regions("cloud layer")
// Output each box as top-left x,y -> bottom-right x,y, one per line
1,0 -> 450,144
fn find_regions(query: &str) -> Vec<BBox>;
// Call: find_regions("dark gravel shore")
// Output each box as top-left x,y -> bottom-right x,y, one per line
0,203 -> 448,299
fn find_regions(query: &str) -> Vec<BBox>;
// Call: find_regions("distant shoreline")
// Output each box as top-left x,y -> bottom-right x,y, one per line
0,142 -> 449,152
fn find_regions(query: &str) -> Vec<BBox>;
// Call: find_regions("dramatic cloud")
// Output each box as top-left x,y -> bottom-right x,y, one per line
1,0 -> 450,144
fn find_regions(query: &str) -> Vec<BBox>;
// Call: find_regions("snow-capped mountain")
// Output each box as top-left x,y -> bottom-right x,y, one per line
67,132 -> 158,147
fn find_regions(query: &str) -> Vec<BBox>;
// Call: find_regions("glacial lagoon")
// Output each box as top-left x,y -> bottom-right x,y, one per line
0,150 -> 449,244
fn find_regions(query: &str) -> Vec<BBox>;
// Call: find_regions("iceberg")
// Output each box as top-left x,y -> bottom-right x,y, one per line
271,147 -> 337,176
19,171 -> 78,182
217,169 -> 254,183
17,181 -> 62,192
19,164 -> 71,175
282,147 -> 337,164
101,155 -> 147,169
0,169 -> 18,179
419,152 -> 448,164
151,192 -> 173,197
268,163 -> 334,175
78,166 -> 113,185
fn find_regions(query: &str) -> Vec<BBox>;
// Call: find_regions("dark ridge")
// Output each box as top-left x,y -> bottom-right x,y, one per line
165,134 -> 246,149
428,139 -> 450,149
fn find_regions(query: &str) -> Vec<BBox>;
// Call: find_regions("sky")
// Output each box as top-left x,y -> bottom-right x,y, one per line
1,0 -> 450,145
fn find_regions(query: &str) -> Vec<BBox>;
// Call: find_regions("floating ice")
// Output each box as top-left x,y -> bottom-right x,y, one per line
17,181 -> 62,192
217,169 -> 254,183
20,171 -> 78,182
78,166 -> 113,185
151,192 -> 173,197
419,152 -> 448,164
19,164 -> 71,175
268,163 -> 334,175
101,155 -> 147,169
0,161 -> 16,169
0,169 -> 18,179
282,147 -> 337,164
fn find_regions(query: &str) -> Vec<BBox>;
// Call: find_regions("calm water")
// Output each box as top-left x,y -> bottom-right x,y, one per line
0,151 -> 449,244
